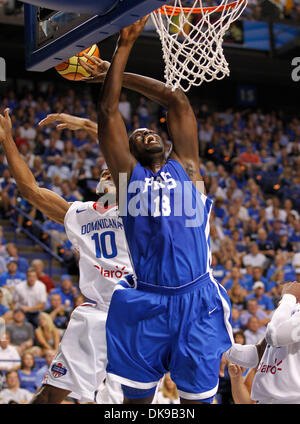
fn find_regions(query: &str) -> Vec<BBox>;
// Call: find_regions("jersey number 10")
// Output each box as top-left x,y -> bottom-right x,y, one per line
91,231 -> 117,259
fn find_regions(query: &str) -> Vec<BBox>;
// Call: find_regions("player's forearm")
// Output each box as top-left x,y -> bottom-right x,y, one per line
122,72 -> 186,109
266,294 -> 299,346
1,133 -> 39,199
230,375 -> 252,404
98,41 -> 134,116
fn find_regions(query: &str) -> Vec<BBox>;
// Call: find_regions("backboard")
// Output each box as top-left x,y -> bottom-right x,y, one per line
24,0 -> 166,72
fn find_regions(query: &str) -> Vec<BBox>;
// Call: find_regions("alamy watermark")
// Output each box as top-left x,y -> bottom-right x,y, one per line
291,57 -> 300,82
98,172 -> 207,228
0,317 -> 5,341
0,58 -> 6,82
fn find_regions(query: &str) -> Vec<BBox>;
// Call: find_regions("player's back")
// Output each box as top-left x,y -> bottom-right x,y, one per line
121,159 -> 212,287
64,201 -> 133,308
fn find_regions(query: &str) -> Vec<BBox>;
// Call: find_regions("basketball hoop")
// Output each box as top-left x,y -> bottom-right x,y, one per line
151,0 -> 248,92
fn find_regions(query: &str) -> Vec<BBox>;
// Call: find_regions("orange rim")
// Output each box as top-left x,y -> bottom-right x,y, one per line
155,0 -> 246,15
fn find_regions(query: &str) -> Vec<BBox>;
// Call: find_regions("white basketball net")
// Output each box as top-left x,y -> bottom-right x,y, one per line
151,0 -> 248,92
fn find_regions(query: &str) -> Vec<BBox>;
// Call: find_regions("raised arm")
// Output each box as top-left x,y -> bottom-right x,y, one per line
96,19 -> 151,187
38,113 -> 98,138
265,282 -> 300,347
82,43 -> 200,183
0,109 -> 69,225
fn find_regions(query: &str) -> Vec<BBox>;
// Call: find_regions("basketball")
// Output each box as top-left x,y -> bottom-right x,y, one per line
55,44 -> 100,81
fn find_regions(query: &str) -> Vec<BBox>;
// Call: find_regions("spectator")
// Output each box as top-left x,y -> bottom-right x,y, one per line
0,370 -> 33,404
17,352 -> 38,393
35,349 -> 56,390
46,155 -> 72,180
31,156 -> 47,185
77,165 -> 101,202
43,219 -> 68,254
43,137 -> 62,165
242,242 -> 267,269
118,92 -> 131,126
5,243 -> 29,274
267,252 -> 296,282
0,286 -> 12,310
240,298 -> 270,330
0,288 -> 12,322
246,281 -> 275,314
229,284 -> 247,312
60,179 -> 78,203
267,219 -> 284,246
256,228 -> 275,260
0,168 -> 17,217
239,143 -> 261,165
31,259 -> 55,294
222,266 -> 250,292
249,266 -> 272,293
12,268 -> 47,329
71,129 -> 90,150
233,330 -> 246,346
154,373 -> 180,404
35,312 -> 60,354
270,280 -> 285,309
0,333 -> 21,372
62,140 -> 77,167
49,274 -> 78,310
274,234 -> 294,257
265,196 -> 287,222
244,316 -> 266,345
231,306 -> 242,333
72,293 -> 85,311
6,308 -> 36,356
0,257 -> 26,291
45,293 -> 70,334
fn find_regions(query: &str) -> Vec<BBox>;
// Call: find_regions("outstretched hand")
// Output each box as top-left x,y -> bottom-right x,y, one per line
0,108 -> 12,142
119,15 -> 149,45
79,54 -> 110,83
228,363 -> 243,379
38,113 -> 86,131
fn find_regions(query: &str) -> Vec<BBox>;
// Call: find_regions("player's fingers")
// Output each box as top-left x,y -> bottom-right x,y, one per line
56,123 -> 68,130
91,56 -> 104,65
78,58 -> 95,73
38,114 -> 59,126
83,53 -> 98,64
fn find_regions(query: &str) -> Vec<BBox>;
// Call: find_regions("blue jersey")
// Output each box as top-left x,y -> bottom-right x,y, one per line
121,159 -> 213,287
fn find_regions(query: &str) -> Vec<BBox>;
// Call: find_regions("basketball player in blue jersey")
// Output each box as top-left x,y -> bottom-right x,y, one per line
92,16 -> 234,404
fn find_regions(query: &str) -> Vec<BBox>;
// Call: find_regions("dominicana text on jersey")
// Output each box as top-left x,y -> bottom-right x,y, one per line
119,159 -> 213,288
64,201 -> 133,308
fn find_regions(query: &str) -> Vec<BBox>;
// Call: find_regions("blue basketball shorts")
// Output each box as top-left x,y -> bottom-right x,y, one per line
106,272 -> 233,401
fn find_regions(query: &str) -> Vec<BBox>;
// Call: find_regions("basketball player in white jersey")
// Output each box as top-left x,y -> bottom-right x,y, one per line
0,108 -> 133,404
226,282 -> 300,404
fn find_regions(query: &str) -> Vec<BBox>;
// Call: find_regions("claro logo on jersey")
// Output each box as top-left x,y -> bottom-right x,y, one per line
94,264 -> 129,279
257,358 -> 282,375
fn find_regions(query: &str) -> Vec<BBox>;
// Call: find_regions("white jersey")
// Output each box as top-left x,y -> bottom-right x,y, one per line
64,201 -> 133,309
251,295 -> 300,403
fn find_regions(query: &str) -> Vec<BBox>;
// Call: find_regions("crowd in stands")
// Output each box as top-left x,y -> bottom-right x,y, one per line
0,81 -> 299,404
